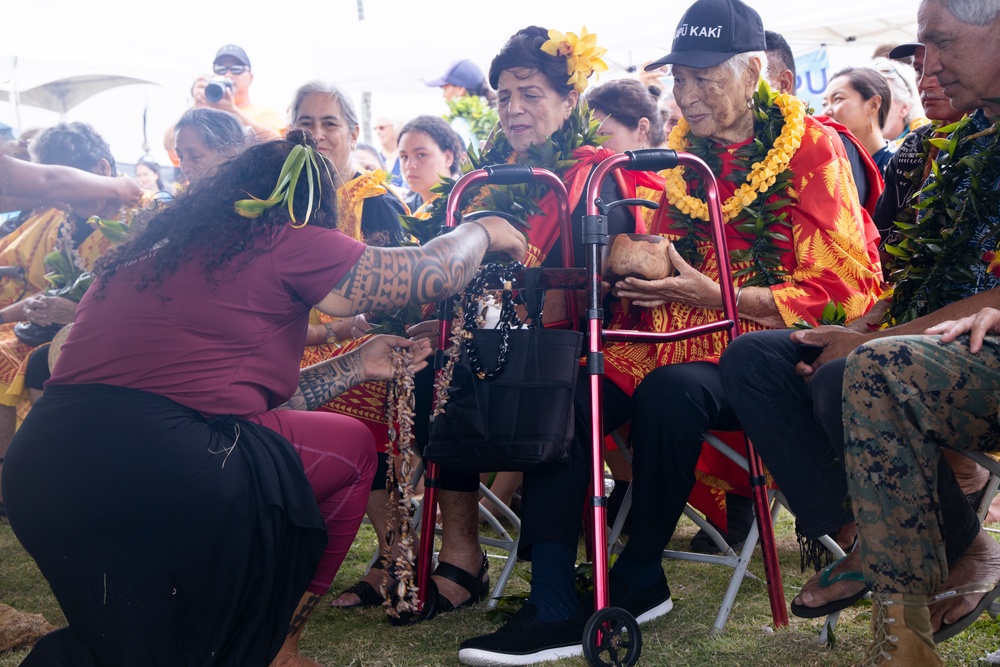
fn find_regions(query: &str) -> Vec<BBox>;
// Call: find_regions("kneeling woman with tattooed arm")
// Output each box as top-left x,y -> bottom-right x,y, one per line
1,131 -> 525,667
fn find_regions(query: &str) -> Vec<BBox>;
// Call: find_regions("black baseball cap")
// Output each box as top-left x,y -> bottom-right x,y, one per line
645,0 -> 766,71
888,43 -> 922,59
426,60 -> 485,89
214,44 -> 251,69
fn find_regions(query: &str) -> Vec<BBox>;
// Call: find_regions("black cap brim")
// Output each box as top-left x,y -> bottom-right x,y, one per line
645,49 -> 738,71
888,42 -> 921,59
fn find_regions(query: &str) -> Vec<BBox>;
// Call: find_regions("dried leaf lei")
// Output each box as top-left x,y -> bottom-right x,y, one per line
383,347 -> 420,619
885,113 -> 1000,325
663,79 -> 806,287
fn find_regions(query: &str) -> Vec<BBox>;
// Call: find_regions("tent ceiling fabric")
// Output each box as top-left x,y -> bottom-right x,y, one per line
1,0 -> 920,97
0,75 -> 158,114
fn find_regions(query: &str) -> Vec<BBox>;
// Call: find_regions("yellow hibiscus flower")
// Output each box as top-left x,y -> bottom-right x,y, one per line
541,26 -> 609,93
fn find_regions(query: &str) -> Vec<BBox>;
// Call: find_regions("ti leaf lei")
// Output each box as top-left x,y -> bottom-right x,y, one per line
885,113 -> 1000,324
666,80 -> 796,288
400,102 -> 604,247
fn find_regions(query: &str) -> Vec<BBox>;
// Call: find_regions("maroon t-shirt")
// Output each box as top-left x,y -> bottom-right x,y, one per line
48,224 -> 366,417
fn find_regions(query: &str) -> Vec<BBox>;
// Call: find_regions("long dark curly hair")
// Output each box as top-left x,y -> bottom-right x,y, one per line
94,130 -> 338,293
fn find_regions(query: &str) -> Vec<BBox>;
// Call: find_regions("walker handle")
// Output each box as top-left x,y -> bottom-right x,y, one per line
482,164 -> 536,185
624,149 -> 680,171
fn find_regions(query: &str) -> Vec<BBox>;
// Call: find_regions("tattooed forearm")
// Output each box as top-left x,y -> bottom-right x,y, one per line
334,223 -> 488,313
277,350 -> 367,411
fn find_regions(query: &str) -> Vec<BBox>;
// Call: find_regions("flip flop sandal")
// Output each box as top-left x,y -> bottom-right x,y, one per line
931,582 -> 1000,643
790,555 -> 870,619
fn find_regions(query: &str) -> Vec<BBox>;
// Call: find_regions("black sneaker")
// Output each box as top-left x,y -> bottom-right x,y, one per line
609,569 -> 673,624
458,603 -> 586,666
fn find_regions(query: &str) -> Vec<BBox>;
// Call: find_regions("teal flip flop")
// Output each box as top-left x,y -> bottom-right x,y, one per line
790,555 -> 870,619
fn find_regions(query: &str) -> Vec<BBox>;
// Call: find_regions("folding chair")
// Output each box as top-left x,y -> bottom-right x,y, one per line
606,432 -> 846,636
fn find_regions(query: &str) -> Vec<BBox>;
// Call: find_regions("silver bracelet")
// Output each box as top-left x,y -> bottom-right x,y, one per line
468,220 -> 492,250
735,286 -> 743,309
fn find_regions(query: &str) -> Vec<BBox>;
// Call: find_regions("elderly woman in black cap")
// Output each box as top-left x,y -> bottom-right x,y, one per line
458,0 -> 884,663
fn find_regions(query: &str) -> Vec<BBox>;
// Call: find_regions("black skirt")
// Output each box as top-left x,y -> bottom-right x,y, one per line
3,384 -> 326,666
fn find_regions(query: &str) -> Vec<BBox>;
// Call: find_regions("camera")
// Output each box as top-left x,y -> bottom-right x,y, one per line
204,77 -> 233,103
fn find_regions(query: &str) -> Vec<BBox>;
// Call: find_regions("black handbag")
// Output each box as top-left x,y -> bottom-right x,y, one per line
425,264 -> 583,473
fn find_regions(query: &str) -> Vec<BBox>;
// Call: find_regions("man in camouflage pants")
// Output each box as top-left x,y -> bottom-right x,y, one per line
720,0 -> 1000,664
845,308 -> 1000,665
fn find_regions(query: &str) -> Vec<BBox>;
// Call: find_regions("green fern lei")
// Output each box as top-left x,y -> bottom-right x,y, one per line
667,80 -> 794,288
444,95 -> 500,145
885,114 -> 1000,325
399,102 -> 604,248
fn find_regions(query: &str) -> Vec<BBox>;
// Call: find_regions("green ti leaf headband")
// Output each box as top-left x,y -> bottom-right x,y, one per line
234,139 -> 329,228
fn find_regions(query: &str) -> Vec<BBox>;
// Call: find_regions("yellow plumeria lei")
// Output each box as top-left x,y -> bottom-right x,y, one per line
663,87 -> 806,222
540,26 -> 609,94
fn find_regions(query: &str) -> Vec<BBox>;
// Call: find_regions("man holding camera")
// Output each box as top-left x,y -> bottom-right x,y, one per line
192,45 -> 284,141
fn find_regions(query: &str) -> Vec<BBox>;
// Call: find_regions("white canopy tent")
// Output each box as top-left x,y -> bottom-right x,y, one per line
0,0 -> 919,165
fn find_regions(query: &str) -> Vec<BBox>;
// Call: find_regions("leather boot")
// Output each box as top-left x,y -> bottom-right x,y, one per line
269,592 -> 326,667
859,594 -> 943,667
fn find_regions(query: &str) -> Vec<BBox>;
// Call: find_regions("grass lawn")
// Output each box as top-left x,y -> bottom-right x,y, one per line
3,510 -> 1000,666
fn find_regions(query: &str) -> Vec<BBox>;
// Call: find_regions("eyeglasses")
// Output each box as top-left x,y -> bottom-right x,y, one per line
213,64 -> 248,75
374,124 -> 390,130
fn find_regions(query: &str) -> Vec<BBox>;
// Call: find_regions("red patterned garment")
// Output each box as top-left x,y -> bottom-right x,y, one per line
603,115 -> 885,526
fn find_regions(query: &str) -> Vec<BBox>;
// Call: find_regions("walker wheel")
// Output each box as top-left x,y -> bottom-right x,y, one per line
583,606 -> 641,666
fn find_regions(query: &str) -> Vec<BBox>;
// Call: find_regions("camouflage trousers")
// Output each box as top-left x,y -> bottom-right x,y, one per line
843,334 -> 1000,595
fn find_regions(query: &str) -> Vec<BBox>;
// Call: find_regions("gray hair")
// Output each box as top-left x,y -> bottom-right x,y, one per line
720,51 -> 769,85
289,81 -> 359,129
942,0 -> 1000,24
174,108 -> 247,155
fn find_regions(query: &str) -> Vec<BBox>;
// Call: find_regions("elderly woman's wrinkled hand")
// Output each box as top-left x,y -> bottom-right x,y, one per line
612,244 -> 721,309
926,307 -> 1000,354
358,335 -> 432,381
23,295 -> 77,327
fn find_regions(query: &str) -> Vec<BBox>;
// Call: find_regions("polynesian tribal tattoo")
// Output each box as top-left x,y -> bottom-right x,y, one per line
287,592 -> 323,638
334,223 -> 488,313
278,351 -> 366,411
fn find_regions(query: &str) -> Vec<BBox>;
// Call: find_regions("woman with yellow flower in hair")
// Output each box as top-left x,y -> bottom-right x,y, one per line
331,24 -> 665,620
459,0 -> 883,664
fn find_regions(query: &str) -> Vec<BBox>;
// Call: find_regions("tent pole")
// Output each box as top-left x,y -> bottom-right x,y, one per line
11,57 -> 22,131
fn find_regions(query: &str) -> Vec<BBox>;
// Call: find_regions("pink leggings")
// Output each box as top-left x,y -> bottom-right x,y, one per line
251,410 -> 376,595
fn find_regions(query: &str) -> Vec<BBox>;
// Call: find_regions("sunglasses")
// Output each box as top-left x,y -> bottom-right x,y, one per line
213,64 -> 248,75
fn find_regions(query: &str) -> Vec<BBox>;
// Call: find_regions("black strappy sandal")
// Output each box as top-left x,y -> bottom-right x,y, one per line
432,551 -> 490,614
